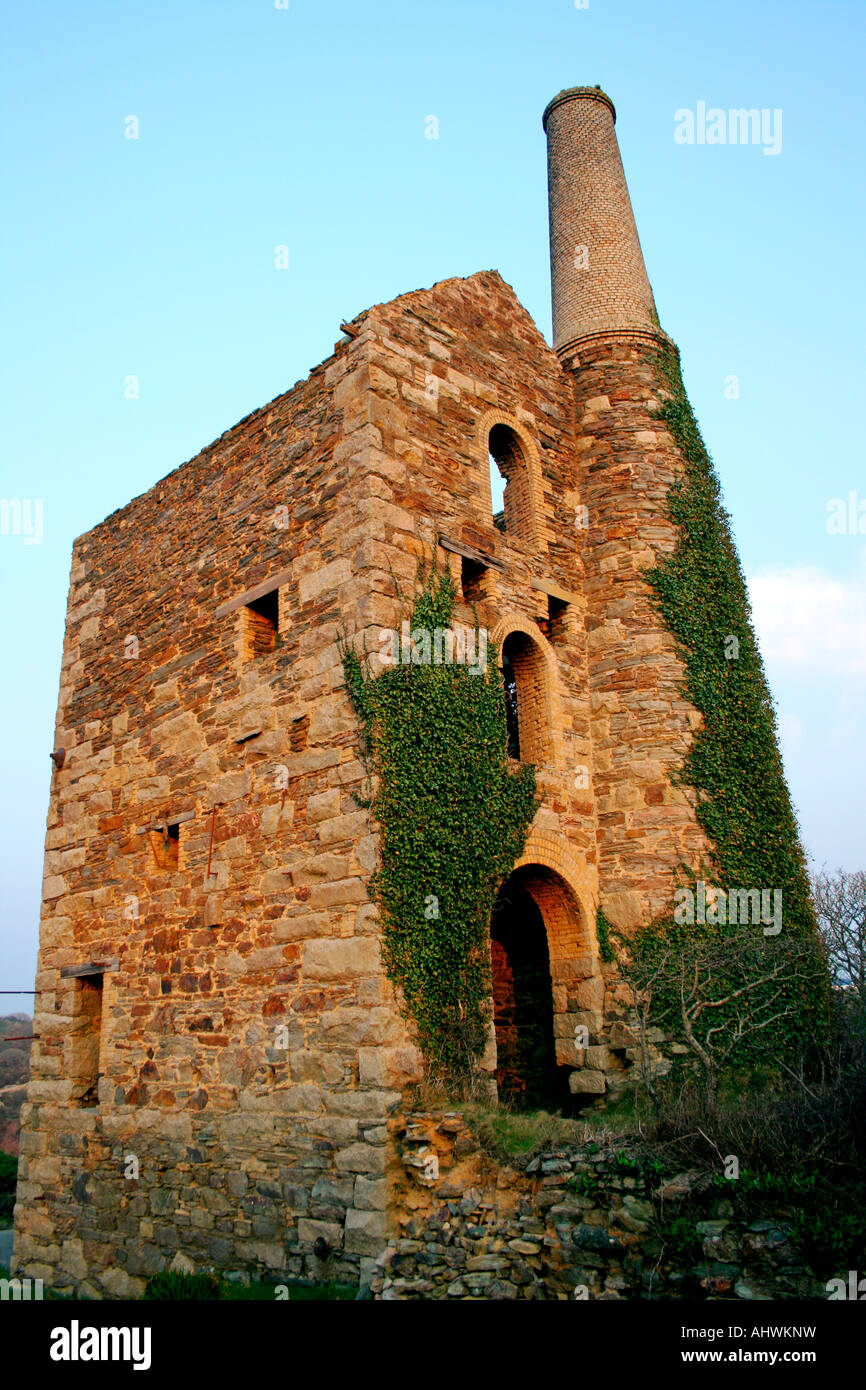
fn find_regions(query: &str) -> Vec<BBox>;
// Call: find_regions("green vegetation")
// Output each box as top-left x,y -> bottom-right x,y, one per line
643,1021 -> 866,1277
342,564 -> 538,1084
0,1150 -> 17,1226
645,347 -> 815,924
144,1270 -> 222,1299
458,1097 -> 639,1162
566,1169 -> 600,1198
143,1271 -> 356,1301
616,346 -> 831,1082
708,1163 -> 864,1273
654,1212 -> 703,1264
229,1280 -> 356,1302
594,907 -> 616,965
465,1105 -> 582,1158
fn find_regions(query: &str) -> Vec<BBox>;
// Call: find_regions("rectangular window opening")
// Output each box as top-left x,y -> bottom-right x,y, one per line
547,594 -> 569,644
163,821 -> 180,868
461,555 -> 488,604
243,588 -> 280,658
70,973 -> 104,1108
148,819 -> 181,870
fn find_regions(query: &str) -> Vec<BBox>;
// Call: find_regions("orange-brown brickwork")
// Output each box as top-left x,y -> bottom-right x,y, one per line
544,87 -> 660,353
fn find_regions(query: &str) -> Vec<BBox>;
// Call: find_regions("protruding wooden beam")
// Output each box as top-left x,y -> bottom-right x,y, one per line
438,534 -> 507,574
215,568 -> 293,619
60,960 -> 119,980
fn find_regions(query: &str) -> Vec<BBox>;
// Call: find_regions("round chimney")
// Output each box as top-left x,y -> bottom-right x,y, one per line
542,86 -> 661,355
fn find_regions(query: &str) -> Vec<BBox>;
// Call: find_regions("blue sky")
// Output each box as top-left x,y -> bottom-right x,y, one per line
1,0 -> 864,991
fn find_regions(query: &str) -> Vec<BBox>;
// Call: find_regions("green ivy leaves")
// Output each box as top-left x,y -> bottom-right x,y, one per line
636,349 -> 830,1062
342,567 -> 539,1082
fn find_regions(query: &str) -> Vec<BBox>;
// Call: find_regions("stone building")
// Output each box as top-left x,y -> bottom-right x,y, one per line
12,87 -> 770,1295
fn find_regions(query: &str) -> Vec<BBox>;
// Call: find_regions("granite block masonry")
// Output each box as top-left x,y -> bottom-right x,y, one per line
12,86 -> 792,1295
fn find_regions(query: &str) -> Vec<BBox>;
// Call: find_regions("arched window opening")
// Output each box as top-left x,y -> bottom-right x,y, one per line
488,424 -> 533,541
502,652 -> 520,759
501,630 -> 549,764
489,450 -> 506,533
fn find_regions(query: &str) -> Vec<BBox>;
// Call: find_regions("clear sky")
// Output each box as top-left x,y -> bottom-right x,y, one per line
1,0 -> 863,992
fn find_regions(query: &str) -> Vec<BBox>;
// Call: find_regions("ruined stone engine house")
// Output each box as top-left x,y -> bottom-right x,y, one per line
15,88 -> 743,1294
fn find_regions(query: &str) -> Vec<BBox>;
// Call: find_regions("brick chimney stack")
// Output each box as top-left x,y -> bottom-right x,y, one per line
542,86 -> 661,355
542,86 -> 712,932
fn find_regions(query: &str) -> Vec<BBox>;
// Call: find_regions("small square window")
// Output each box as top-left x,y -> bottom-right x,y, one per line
547,595 -> 569,644
242,589 -> 279,658
461,556 -> 487,604
149,820 -> 180,870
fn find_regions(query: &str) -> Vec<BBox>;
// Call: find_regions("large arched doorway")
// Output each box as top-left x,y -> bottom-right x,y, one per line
490,868 -> 567,1109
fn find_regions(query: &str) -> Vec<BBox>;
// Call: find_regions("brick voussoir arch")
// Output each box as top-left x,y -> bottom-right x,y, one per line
475,407 -> 548,551
511,829 -> 600,980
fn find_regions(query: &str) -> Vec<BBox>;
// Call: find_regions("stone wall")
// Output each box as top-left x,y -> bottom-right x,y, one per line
14,304 -> 420,1296
566,335 -> 713,933
13,269 -> 623,1295
345,270 -> 608,1092
372,1109 -> 826,1301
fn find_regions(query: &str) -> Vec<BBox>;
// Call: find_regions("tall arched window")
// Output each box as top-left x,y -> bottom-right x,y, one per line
502,650 -> 520,759
501,630 -> 550,764
489,424 -> 533,542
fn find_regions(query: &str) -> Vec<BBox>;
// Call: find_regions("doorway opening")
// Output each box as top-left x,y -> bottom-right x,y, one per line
490,873 -> 562,1109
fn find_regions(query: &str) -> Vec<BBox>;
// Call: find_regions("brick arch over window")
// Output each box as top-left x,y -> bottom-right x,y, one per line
491,614 -> 563,768
476,409 -> 547,551
508,832 -> 603,1069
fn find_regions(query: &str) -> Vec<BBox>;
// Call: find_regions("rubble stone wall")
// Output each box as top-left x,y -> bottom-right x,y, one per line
373,1109 -> 826,1302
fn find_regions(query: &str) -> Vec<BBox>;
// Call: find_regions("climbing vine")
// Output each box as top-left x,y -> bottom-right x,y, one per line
626,346 -> 831,1063
342,565 -> 538,1083
595,907 -> 617,965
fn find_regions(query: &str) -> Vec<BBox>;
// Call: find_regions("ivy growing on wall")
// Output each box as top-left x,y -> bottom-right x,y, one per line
342,566 -> 539,1083
630,346 -> 831,1061
595,907 -> 617,965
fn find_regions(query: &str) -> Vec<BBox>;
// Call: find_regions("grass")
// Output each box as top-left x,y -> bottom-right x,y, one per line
0,1264 -> 356,1301
406,1075 -> 646,1164
227,1280 -> 356,1301
458,1098 -> 640,1162
143,1271 -> 357,1301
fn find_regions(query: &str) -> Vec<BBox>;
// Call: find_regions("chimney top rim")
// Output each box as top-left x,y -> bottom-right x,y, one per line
542,86 -> 616,131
